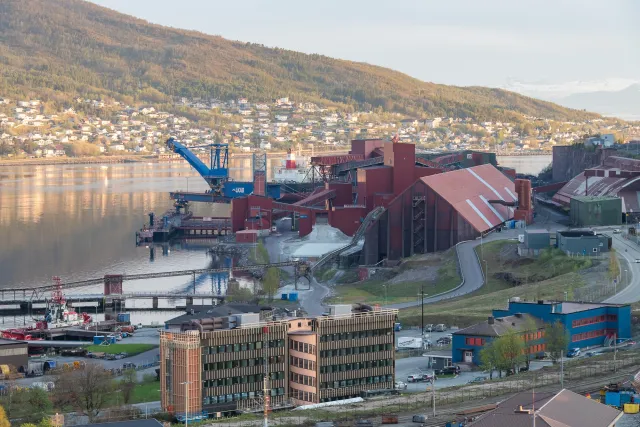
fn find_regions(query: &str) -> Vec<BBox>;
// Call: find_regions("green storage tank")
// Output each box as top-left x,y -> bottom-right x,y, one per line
570,196 -> 622,227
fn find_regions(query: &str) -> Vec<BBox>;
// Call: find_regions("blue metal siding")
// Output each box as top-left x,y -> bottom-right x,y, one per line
452,334 -> 493,365
223,182 -> 254,198
618,306 -> 632,339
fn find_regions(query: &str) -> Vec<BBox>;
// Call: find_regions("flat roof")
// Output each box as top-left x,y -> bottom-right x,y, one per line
509,300 -> 628,314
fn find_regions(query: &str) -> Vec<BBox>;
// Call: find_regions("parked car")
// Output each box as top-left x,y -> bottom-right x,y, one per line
122,362 -> 137,370
567,348 -> 581,358
354,420 -> 373,426
407,375 -> 422,383
395,381 -> 407,390
422,373 -> 437,382
424,324 -> 434,332
435,366 -> 460,376
435,324 -> 448,332
585,351 -> 597,357
436,337 -> 452,345
613,229 -> 621,234
468,377 -> 486,384
412,414 -> 428,424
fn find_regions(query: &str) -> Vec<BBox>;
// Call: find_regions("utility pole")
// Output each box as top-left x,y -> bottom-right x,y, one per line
614,333 -> 617,372
418,286 -> 428,336
560,350 -> 564,389
431,378 -> 436,417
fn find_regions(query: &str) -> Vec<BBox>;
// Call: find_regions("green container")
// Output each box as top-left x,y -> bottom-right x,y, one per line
570,196 -> 622,227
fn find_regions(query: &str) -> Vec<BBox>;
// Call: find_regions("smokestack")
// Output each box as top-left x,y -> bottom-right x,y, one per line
488,316 -> 495,325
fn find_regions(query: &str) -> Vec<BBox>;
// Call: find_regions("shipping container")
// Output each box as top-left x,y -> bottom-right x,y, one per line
117,313 -> 131,323
381,415 -> 398,424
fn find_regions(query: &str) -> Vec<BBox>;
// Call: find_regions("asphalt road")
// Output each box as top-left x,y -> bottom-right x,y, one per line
605,231 -> 640,304
387,221 -> 565,310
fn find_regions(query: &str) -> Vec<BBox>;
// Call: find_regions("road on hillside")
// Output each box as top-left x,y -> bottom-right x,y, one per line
386,221 -> 564,310
604,231 -> 640,304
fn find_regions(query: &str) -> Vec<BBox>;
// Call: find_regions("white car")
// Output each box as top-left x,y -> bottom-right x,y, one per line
613,229 -> 621,234
395,381 -> 407,390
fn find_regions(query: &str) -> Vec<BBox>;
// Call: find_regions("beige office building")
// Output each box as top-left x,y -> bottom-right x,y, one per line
160,305 -> 397,416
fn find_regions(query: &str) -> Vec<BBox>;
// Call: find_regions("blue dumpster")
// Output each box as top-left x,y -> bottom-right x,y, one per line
289,293 -> 299,302
606,391 -> 621,407
93,336 -> 105,345
281,293 -> 288,300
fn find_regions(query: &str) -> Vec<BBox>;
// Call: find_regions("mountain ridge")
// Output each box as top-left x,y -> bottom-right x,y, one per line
0,0 -> 601,122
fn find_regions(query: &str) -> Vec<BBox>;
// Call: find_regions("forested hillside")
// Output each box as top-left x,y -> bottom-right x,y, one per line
0,0 -> 599,121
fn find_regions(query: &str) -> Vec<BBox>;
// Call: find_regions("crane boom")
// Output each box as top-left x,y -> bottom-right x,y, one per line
166,137 -> 229,190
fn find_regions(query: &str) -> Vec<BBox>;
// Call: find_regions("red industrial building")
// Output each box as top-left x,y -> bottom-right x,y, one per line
554,156 -> 640,215
230,139 -> 532,263
361,164 -> 531,264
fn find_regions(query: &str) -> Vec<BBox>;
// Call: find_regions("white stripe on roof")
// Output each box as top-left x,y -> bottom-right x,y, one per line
479,195 -> 505,222
504,187 -> 517,201
466,199 -> 494,228
467,168 -> 504,200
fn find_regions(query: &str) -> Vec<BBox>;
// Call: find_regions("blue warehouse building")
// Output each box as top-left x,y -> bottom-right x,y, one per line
452,300 -> 631,365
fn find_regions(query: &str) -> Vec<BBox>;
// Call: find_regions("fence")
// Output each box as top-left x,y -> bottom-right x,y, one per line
64,351 -> 640,427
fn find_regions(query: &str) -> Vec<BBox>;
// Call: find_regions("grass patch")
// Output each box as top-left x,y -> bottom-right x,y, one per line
130,380 -> 161,403
85,343 -> 157,355
329,249 -> 461,305
399,241 -> 593,328
336,269 -> 359,284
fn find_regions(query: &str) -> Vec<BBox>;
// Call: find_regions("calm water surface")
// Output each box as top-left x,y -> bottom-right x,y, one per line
497,155 -> 552,176
0,160 -> 283,293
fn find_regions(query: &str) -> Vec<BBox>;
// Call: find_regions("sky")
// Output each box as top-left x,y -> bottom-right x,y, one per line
89,0 -> 639,96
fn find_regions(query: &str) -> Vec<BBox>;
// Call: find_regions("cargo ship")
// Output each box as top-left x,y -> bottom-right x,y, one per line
273,149 -> 310,183
1,277 -> 91,341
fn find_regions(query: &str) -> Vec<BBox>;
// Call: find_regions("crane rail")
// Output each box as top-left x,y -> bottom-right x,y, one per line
10,261 -> 305,293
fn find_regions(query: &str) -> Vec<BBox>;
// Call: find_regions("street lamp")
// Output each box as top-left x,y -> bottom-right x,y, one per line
180,381 -> 192,427
624,269 -> 628,286
483,260 -> 488,284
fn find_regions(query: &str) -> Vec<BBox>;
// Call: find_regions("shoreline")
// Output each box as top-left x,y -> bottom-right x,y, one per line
0,150 -> 552,167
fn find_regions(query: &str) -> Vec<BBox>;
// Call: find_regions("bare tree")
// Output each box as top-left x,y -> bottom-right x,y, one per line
53,363 -> 114,423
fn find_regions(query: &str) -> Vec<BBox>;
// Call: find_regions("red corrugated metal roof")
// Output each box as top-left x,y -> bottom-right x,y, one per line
553,158 -> 640,212
420,164 -> 517,233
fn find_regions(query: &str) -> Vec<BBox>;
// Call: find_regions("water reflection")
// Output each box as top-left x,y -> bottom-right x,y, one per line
0,161 -> 275,289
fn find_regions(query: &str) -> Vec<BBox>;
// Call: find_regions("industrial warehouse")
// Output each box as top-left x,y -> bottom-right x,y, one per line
227,139 -> 533,265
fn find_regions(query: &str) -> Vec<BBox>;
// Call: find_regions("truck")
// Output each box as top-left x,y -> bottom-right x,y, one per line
396,337 -> 424,350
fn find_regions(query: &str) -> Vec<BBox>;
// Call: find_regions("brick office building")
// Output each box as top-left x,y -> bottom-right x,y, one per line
160,305 -> 397,417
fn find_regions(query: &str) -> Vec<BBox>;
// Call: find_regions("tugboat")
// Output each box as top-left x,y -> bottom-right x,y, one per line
1,277 -> 92,341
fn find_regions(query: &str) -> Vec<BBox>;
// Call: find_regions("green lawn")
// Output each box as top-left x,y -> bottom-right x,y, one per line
85,343 -> 157,355
398,241 -> 594,328
130,381 -> 161,403
329,248 -> 461,305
